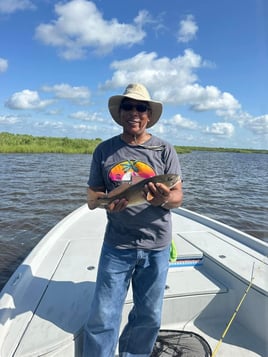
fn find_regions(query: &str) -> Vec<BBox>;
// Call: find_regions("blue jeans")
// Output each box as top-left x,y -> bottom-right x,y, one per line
83,243 -> 170,357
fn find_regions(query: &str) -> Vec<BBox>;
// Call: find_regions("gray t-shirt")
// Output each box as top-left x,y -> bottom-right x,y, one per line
88,135 -> 182,250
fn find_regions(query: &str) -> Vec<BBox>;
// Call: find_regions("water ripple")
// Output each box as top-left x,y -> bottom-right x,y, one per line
0,152 -> 267,291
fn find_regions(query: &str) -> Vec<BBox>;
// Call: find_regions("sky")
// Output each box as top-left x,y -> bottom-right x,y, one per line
0,0 -> 267,149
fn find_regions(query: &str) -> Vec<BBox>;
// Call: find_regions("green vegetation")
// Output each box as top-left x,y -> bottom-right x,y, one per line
0,132 -> 267,154
0,132 -> 102,154
174,145 -> 268,154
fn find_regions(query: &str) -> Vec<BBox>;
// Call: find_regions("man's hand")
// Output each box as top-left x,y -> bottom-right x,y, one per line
144,180 -> 183,209
106,198 -> 128,213
87,187 -> 107,210
144,182 -> 170,207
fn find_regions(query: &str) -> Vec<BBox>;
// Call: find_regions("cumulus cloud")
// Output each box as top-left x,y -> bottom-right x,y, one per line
220,110 -> 268,137
69,111 -> 104,122
190,86 -> 241,113
0,57 -> 8,72
73,123 -> 102,132
35,0 -> 148,59
171,114 -> 198,129
42,83 -> 91,104
0,0 -> 35,13
177,15 -> 198,43
5,89 -> 53,109
0,114 -> 21,124
46,109 -> 62,116
204,122 -> 235,137
102,50 -> 202,91
243,114 -> 268,136
102,50 -> 240,117
34,120 -> 65,130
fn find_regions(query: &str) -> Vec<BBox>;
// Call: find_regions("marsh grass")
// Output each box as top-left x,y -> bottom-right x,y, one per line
0,132 -> 102,154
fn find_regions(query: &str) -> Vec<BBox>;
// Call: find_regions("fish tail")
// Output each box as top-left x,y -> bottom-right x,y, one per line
88,199 -> 98,210
88,198 -> 108,210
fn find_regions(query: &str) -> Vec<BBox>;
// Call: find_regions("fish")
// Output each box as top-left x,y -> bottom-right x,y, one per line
91,174 -> 180,209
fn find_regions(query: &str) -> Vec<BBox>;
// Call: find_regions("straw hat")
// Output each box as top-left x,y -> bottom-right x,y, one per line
108,83 -> 163,128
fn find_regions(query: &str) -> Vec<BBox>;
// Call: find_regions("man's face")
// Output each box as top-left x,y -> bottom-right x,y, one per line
119,99 -> 151,136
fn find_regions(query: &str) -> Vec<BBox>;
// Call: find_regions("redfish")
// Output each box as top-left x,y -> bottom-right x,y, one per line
91,174 -> 180,209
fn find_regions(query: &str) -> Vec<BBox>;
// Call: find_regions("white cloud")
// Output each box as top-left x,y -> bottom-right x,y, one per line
73,123 -> 99,132
35,0 -> 148,59
42,83 -> 90,104
69,111 -> 104,122
0,114 -> 21,124
46,109 -> 62,116
243,114 -> 268,136
219,110 -> 268,137
177,15 -> 198,43
134,9 -> 153,27
34,120 -> 65,130
5,89 -> 54,109
72,122 -> 120,137
102,50 -> 202,90
171,114 -> 198,129
0,0 -> 35,14
189,86 -> 241,113
102,50 -> 241,116
0,57 -> 8,72
204,122 -> 235,137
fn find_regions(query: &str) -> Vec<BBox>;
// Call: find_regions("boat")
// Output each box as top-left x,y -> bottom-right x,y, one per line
0,204 -> 267,356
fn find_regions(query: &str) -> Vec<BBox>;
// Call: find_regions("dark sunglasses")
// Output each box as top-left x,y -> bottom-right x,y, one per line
120,102 -> 149,113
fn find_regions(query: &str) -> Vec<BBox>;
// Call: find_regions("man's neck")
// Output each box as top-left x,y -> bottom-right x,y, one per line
121,132 -> 151,145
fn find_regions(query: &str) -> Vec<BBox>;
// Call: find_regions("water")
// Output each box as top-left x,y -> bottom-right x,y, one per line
0,152 -> 267,292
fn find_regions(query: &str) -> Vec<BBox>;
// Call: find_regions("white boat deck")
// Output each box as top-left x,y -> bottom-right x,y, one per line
0,205 -> 267,356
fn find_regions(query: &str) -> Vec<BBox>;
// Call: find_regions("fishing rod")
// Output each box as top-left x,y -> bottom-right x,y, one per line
211,263 -> 255,357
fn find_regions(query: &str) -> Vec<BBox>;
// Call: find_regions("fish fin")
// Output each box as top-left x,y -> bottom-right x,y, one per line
107,183 -> 131,198
107,176 -> 145,198
131,176 -> 145,184
89,194 -> 109,209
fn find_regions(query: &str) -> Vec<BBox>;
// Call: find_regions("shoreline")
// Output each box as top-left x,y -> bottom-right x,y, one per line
1,132 -> 267,155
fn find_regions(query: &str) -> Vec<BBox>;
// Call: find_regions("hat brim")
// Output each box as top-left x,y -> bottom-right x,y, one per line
108,94 -> 162,128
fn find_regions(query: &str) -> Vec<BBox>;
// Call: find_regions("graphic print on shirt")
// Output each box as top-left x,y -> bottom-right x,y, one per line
108,160 -> 156,185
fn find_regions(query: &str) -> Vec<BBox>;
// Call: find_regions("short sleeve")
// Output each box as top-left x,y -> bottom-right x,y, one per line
87,146 -> 105,188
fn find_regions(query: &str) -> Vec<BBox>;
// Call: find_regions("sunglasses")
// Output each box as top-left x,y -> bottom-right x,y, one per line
120,102 -> 149,113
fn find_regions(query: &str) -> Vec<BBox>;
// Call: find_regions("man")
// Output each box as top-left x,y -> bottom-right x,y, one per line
83,83 -> 183,357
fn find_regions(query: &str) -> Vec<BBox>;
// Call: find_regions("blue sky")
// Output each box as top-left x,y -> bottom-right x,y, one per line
0,0 -> 267,149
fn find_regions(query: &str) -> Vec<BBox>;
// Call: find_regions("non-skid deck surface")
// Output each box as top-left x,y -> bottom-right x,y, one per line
13,238 -> 101,356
